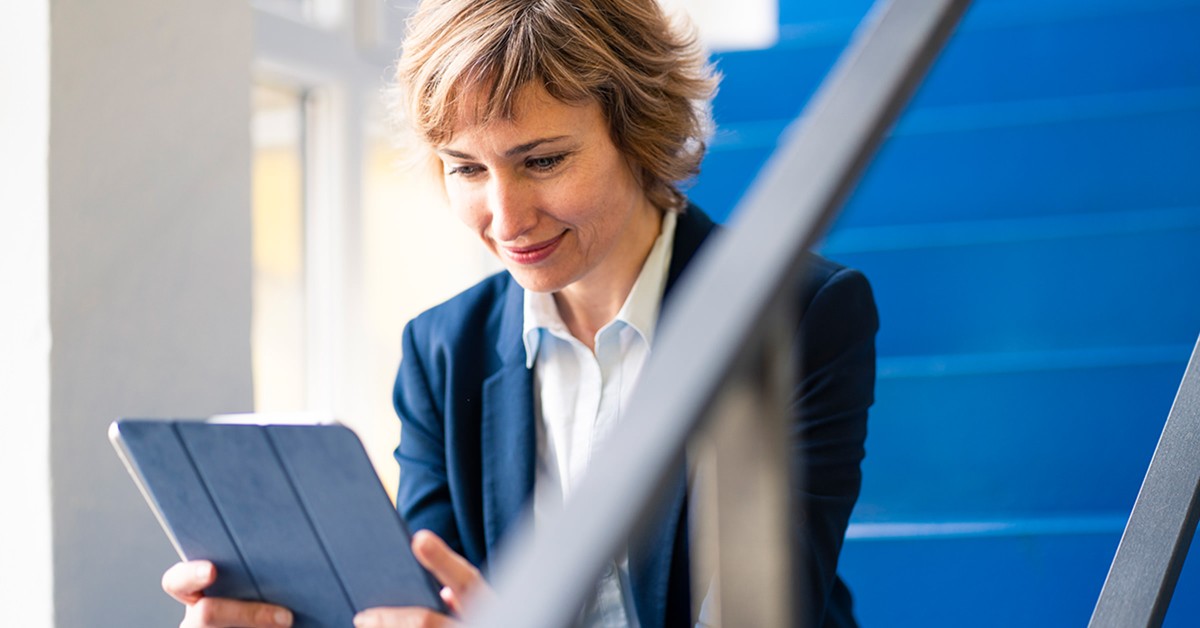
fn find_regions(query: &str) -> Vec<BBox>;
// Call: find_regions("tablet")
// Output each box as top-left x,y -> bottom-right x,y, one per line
110,419 -> 446,626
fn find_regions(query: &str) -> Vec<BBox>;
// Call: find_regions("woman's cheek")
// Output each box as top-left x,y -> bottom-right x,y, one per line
447,188 -> 485,231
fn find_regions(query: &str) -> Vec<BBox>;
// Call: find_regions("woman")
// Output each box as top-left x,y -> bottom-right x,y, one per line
163,0 -> 877,626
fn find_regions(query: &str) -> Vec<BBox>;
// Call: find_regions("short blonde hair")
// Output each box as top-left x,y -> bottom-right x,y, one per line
391,0 -> 719,213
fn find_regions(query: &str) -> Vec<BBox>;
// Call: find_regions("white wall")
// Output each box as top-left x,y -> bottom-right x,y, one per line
46,1 -> 254,626
661,0 -> 779,50
0,2 -> 54,625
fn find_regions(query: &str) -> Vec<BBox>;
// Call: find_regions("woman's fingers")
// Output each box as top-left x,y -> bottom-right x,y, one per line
438,586 -> 462,616
182,597 -> 293,628
411,531 -> 482,594
163,560 -> 292,628
162,561 -> 217,604
353,607 -> 456,627
410,530 -> 492,615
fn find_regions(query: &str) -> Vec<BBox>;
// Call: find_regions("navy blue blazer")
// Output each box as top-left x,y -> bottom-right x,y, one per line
393,206 -> 878,627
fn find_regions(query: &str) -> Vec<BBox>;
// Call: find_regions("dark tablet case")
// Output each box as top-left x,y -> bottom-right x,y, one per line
110,419 -> 445,627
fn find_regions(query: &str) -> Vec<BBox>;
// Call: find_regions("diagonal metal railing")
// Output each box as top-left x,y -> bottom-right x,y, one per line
1091,335 -> 1200,627
464,0 -> 971,625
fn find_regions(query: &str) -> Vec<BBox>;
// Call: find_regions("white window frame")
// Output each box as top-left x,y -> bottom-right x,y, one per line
252,2 -> 407,416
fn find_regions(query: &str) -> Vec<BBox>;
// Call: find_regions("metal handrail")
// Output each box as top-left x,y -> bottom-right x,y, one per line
465,1 -> 971,625
1091,335 -> 1200,627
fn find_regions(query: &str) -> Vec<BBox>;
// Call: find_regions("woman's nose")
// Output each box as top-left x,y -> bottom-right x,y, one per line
487,177 -> 537,242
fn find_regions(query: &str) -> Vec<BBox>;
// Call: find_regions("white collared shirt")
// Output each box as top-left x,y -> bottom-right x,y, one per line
522,211 -> 677,627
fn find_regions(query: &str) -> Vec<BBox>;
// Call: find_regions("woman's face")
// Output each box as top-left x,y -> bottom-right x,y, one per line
436,84 -> 661,299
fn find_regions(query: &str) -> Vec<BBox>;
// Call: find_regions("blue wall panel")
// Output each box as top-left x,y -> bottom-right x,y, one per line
840,107 -> 1200,228
840,526 -> 1200,626
827,224 -> 1200,356
912,6 -> 1200,109
839,531 -> 1119,627
693,107 -> 1200,226
713,5 -> 1200,125
857,360 -> 1185,520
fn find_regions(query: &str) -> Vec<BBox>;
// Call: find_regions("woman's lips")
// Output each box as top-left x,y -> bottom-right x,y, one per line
502,231 -> 567,265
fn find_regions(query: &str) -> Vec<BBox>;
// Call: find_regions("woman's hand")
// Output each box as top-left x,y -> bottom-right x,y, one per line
161,560 -> 293,628
160,530 -> 482,628
353,530 -> 492,627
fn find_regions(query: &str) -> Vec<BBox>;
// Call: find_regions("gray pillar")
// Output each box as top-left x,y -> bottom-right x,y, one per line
46,1 -> 254,625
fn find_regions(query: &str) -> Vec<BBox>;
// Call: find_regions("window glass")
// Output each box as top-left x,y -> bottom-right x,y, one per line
254,0 -> 309,19
251,83 -> 308,412
254,0 -> 342,28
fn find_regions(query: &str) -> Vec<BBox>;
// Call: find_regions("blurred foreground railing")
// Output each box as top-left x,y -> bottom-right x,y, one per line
1091,335 -> 1200,627
466,1 -> 970,625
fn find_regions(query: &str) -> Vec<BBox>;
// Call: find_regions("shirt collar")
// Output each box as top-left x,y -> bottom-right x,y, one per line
522,211 -> 678,368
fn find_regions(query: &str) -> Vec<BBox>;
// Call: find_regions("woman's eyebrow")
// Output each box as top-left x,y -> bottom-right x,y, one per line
503,136 -> 571,157
436,136 -> 573,161
437,147 -> 475,160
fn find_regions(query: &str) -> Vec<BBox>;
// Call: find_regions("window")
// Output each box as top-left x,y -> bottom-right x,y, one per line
250,1 -> 493,498
253,0 -> 343,28
251,83 -> 309,412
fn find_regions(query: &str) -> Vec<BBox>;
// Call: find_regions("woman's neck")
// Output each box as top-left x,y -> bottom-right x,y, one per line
553,209 -> 663,351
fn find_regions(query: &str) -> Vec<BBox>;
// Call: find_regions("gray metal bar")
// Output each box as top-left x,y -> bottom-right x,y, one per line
465,1 -> 970,626
1090,335 -> 1200,628
689,307 -> 796,627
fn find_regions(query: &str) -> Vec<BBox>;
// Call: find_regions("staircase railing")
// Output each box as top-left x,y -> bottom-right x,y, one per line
1091,335 -> 1200,627
464,1 -> 971,625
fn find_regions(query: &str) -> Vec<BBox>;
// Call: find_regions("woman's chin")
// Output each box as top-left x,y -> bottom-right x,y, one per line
507,269 -> 570,295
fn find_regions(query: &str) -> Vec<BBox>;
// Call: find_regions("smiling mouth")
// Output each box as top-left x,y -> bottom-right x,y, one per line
502,231 -> 567,265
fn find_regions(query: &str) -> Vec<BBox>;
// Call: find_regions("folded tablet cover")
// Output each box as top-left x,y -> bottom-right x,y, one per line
111,420 -> 445,627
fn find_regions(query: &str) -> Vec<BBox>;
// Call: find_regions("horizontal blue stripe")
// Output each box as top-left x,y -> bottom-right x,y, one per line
845,514 -> 1129,540
897,87 -> 1200,135
776,0 -> 1200,48
858,360 -> 1186,516
711,88 -> 1200,151
833,228 -> 1200,357
716,7 -> 1200,124
876,344 -> 1194,379
823,207 -> 1200,254
709,119 -> 793,150
838,527 -> 1141,626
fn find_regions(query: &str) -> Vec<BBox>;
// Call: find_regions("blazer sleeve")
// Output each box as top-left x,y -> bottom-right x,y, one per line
392,318 -> 466,556
791,265 -> 878,627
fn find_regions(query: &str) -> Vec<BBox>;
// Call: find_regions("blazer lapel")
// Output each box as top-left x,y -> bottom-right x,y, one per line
481,278 -> 537,558
665,203 -> 717,299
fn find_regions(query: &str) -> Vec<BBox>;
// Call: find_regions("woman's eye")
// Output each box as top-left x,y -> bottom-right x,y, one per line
526,154 -> 565,172
446,164 -> 482,177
